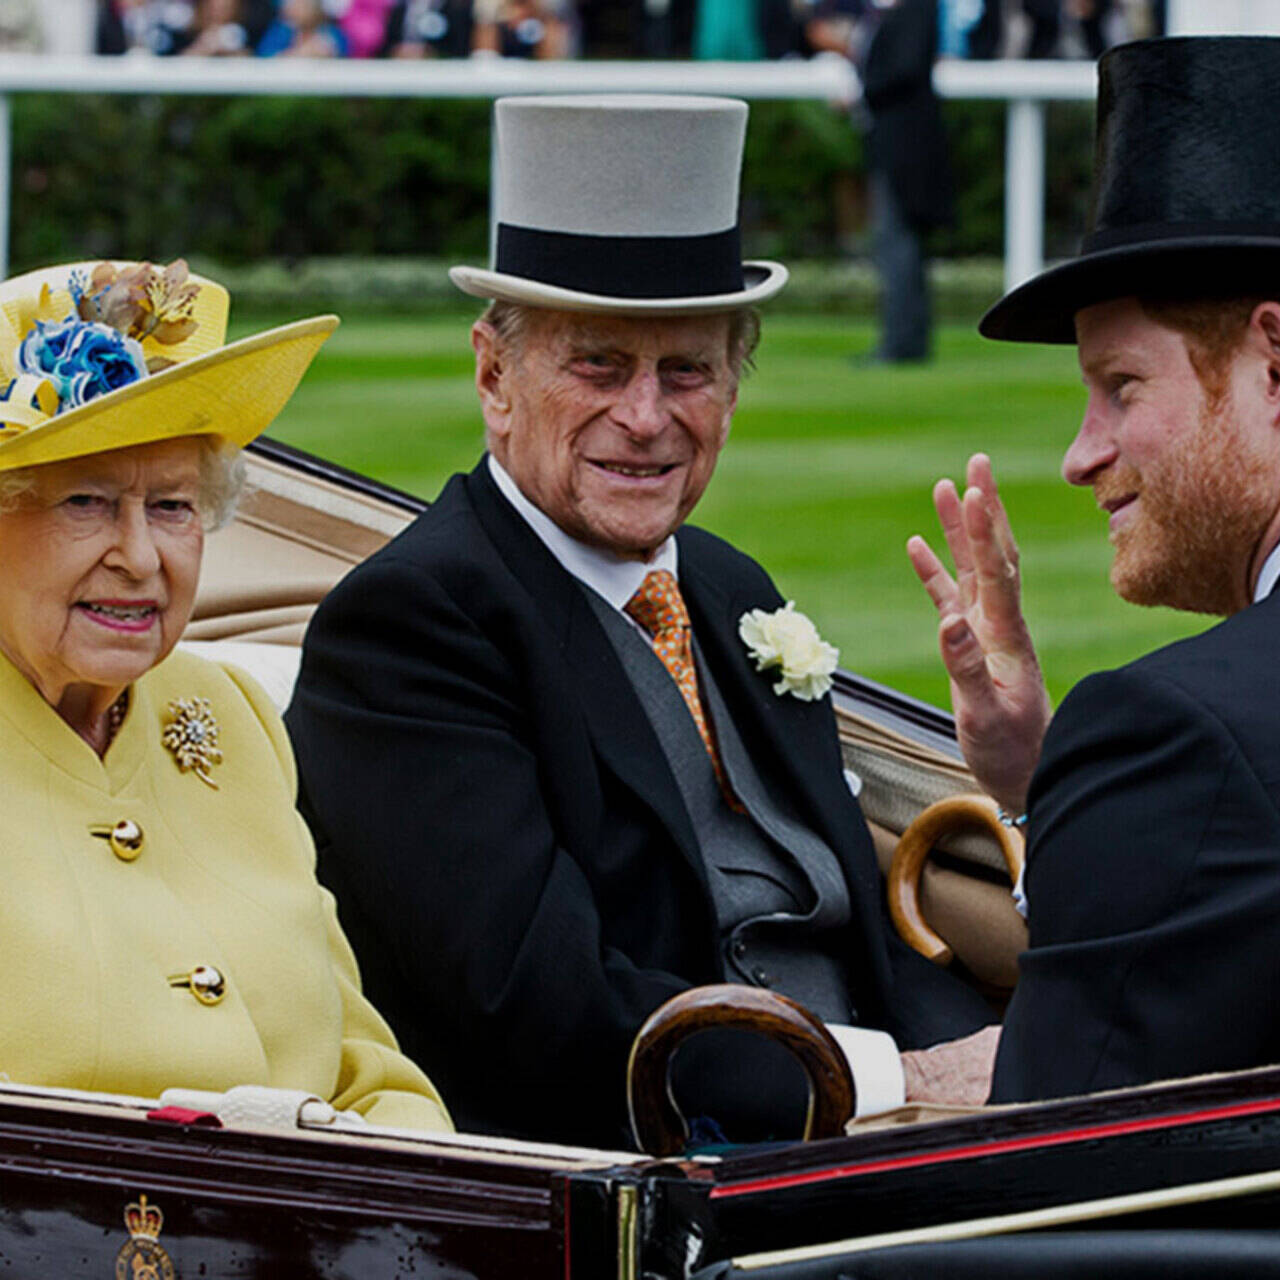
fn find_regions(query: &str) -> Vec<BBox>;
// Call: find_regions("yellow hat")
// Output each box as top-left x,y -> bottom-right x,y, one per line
0,260 -> 338,472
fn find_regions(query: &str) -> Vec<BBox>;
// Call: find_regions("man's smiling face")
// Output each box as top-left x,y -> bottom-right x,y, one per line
476,308 -> 739,561
1067,296 -> 1280,615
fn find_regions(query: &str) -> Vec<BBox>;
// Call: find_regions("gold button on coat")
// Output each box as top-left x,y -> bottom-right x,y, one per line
89,819 -> 144,861
169,965 -> 226,1006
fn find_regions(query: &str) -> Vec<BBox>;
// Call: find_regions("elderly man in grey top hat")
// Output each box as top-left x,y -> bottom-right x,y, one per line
911,35 -> 1280,1103
287,94 -> 994,1149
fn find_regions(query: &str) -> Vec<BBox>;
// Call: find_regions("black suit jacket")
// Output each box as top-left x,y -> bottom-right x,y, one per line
287,459 -> 987,1147
861,0 -> 953,230
992,590 -> 1280,1101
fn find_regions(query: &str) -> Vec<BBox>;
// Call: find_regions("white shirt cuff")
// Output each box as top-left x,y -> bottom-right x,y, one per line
825,1023 -> 905,1117
1012,864 -> 1028,920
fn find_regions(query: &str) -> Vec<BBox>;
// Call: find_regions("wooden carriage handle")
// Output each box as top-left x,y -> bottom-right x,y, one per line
627,984 -> 856,1156
888,794 -> 1025,967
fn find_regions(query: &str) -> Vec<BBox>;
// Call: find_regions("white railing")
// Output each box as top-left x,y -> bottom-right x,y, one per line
0,53 -> 1097,290
936,59 -> 1095,290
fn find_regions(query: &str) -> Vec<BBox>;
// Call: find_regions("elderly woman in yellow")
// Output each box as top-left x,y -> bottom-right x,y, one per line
0,259 -> 450,1132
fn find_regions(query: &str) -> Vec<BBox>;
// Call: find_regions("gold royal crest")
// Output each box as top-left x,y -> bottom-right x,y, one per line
114,1194 -> 175,1280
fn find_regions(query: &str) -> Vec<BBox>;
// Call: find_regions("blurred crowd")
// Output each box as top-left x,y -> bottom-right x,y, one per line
90,1 -> 569,59
0,0 -> 1167,59
938,0 -> 1165,59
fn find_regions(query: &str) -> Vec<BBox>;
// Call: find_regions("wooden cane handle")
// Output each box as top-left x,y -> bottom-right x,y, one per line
888,794 -> 1025,966
627,984 -> 856,1156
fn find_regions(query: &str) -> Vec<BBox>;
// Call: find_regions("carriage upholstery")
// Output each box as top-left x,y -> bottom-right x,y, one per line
191,443 -> 1026,992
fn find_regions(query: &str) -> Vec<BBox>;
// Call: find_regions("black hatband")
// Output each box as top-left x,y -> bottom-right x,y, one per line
495,223 -> 745,299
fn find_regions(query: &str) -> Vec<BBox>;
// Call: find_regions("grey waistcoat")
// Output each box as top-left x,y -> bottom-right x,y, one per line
586,589 -> 856,1024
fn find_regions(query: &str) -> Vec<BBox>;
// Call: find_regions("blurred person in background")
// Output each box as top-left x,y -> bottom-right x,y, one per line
336,0 -> 396,55
763,0 -> 807,55
693,0 -> 763,59
98,0 -> 192,53
0,0 -> 43,51
97,0 -> 272,54
472,0 -> 574,58
949,0 -> 1159,59
807,0 -> 951,363
692,0 -> 799,59
380,0 -> 472,55
628,0 -> 684,56
257,0 -> 348,55
939,0 -> 983,56
179,0 -> 268,53
967,0 -> 1059,57
575,0 -> 702,59
1068,0 -> 1115,58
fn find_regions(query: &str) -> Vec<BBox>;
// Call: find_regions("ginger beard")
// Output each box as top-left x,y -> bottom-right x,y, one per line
1098,389 -> 1276,616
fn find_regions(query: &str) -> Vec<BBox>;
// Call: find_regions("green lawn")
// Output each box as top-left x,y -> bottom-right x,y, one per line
240,310 -> 1209,712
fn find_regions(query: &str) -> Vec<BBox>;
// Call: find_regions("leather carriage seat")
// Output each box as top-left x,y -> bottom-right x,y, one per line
187,445 -> 1027,990
178,640 -> 303,714
182,445 -> 419,711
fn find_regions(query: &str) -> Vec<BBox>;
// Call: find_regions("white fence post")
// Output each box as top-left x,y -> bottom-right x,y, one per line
1004,96 -> 1046,294
1168,0 -> 1280,35
39,1 -> 95,55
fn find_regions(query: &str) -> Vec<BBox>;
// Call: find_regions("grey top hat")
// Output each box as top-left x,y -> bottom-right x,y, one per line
983,37 -> 1280,343
450,95 -> 788,315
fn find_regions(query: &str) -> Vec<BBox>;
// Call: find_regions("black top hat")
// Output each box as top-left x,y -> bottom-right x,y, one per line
982,37 -> 1280,343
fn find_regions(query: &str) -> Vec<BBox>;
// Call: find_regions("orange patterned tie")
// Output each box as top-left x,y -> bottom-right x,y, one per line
624,569 -> 740,809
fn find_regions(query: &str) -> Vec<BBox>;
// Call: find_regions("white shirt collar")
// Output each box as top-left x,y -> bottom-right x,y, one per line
487,454 -> 678,612
1254,540 -> 1280,604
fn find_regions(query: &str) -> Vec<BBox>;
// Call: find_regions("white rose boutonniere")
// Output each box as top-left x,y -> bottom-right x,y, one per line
738,602 -> 839,702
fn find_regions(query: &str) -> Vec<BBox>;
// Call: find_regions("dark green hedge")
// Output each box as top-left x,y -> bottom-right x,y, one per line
9,93 -> 1094,271
176,254 -> 1002,319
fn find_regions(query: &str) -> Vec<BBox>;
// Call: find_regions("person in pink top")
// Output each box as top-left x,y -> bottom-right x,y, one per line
337,0 -> 395,56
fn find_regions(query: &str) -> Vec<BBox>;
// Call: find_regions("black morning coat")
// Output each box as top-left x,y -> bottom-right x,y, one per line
993,586 -> 1280,1102
822,0 -> 953,230
286,458 -> 990,1149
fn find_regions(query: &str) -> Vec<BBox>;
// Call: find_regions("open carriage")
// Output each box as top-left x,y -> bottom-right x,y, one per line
7,439 -> 1280,1278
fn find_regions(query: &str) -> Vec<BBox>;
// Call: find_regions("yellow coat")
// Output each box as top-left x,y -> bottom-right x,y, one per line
0,646 -> 451,1132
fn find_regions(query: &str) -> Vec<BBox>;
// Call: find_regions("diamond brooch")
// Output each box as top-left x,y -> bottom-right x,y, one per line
161,697 -> 223,789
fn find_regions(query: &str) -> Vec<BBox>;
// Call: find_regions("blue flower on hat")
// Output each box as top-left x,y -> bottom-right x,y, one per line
16,317 -> 76,373
17,318 -> 148,412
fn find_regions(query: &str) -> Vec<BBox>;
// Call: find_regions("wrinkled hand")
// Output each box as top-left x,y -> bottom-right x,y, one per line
901,1025 -> 1001,1106
907,453 -> 1051,815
